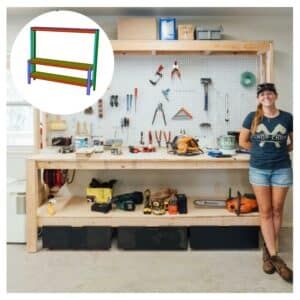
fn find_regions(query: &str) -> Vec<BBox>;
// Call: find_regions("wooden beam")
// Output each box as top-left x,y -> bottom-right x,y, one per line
266,42 -> 274,82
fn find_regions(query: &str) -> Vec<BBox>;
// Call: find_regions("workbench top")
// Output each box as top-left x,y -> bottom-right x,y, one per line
29,148 -> 250,162
27,149 -> 250,170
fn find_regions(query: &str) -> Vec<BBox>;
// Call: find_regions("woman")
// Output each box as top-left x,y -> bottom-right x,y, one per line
239,83 -> 293,283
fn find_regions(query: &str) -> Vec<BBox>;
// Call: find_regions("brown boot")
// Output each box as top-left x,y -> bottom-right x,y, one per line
270,255 -> 293,283
262,243 -> 275,274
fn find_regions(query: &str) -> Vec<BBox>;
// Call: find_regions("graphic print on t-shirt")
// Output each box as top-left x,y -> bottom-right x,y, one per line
255,123 -> 287,148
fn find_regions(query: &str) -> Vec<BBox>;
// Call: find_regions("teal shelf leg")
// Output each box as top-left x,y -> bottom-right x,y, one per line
30,29 -> 36,73
92,29 -> 99,91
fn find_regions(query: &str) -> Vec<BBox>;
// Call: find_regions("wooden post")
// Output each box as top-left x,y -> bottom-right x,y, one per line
33,109 -> 40,151
266,42 -> 274,82
26,160 -> 40,252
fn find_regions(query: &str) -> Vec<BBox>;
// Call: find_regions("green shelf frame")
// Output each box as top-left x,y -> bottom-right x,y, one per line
28,26 -> 100,95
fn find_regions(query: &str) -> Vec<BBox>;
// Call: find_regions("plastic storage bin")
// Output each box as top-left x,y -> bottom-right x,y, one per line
195,25 -> 223,40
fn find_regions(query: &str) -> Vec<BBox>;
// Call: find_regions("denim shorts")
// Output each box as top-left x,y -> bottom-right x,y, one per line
249,167 -> 293,187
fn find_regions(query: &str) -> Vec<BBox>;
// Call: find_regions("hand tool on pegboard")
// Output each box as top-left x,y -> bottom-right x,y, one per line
224,93 -> 230,130
121,117 -> 130,131
161,88 -> 170,101
126,94 -> 133,112
140,131 -> 144,145
110,95 -> 119,107
152,103 -> 167,126
201,78 -> 212,111
84,106 -> 93,114
155,130 -> 162,147
148,130 -> 153,148
98,99 -> 103,118
163,130 -> 171,149
149,64 -> 164,86
172,107 -> 193,120
171,60 -> 181,80
134,88 -> 138,112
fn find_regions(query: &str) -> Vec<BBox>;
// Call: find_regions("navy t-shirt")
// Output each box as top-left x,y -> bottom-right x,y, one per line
242,110 -> 293,170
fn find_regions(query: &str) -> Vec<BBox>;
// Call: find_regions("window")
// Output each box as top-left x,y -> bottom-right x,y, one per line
7,70 -> 34,147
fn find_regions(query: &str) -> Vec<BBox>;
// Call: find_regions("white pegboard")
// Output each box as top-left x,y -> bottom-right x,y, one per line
47,54 -> 258,147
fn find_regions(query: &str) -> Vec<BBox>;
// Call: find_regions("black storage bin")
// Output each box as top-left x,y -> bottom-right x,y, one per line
71,227 -> 86,249
42,226 -> 112,250
85,226 -> 113,250
42,226 -> 72,249
189,226 -> 259,250
117,226 -> 188,250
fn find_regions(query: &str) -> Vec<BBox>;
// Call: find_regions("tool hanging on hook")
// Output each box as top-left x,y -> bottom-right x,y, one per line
225,93 -> 230,129
171,60 -> 181,80
201,78 -> 212,111
152,103 -> 167,126
149,65 -> 164,86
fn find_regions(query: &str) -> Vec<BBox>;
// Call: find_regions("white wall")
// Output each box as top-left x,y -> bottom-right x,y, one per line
7,9 -> 293,226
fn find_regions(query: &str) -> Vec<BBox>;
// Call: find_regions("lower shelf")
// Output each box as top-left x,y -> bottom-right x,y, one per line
31,71 -> 88,87
37,196 -> 260,227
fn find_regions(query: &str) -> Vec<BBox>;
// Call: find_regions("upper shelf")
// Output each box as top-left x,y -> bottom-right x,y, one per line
111,40 -> 273,55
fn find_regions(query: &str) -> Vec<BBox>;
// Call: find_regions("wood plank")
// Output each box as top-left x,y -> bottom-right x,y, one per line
30,57 -> 92,71
37,196 -> 260,227
31,27 -> 97,34
31,71 -> 87,87
112,40 -> 272,54
26,160 -> 40,252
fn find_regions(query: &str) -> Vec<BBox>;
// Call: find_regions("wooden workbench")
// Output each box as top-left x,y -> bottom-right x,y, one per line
26,150 -> 259,252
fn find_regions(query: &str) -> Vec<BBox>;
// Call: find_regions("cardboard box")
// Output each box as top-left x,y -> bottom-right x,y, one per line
178,24 -> 194,40
117,17 -> 157,40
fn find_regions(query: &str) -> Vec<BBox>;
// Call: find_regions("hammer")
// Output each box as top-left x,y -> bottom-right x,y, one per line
201,78 -> 212,111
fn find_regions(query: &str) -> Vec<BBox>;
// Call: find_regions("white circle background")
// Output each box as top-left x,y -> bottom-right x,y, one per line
10,10 -> 114,115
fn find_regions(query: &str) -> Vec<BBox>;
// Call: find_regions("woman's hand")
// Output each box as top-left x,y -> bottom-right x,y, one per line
287,132 -> 293,152
239,128 -> 252,150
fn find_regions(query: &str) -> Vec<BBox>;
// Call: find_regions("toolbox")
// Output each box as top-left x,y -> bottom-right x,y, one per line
189,226 -> 259,250
117,226 -> 188,250
42,226 -> 113,250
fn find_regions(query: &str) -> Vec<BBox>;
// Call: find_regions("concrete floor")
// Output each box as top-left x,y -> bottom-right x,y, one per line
7,228 -> 293,293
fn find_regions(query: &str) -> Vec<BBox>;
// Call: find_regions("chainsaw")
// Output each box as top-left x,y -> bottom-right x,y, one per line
194,190 -> 258,216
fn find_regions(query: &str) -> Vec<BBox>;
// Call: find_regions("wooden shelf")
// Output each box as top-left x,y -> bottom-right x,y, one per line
37,196 -> 260,227
31,71 -> 88,87
30,57 -> 92,71
111,40 -> 272,55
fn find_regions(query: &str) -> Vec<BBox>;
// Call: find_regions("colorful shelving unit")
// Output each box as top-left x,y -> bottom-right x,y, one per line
27,26 -> 99,95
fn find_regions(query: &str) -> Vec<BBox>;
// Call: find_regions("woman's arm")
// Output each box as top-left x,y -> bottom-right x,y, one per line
287,132 -> 293,152
239,128 -> 252,150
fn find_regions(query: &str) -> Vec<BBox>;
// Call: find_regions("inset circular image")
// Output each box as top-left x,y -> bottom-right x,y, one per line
10,10 -> 114,114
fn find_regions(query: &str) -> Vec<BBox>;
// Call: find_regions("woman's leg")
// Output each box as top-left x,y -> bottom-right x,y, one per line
252,185 -> 277,256
271,186 -> 289,248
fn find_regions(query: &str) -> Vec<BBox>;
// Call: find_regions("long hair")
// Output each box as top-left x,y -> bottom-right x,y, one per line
250,103 -> 264,134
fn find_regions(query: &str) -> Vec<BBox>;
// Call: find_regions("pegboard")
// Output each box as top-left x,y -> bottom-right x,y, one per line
47,54 -> 258,148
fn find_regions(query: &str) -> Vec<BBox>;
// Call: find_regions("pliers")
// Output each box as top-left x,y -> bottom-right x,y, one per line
163,131 -> 171,148
171,61 -> 181,80
152,103 -> 167,126
155,130 -> 162,147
